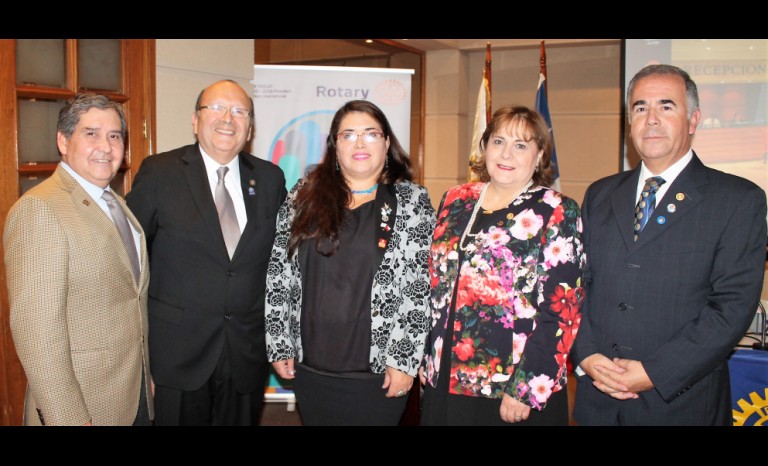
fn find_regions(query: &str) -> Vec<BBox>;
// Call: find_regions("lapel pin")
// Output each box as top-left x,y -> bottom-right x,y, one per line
656,216 -> 666,224
675,193 -> 685,201
248,187 -> 256,196
249,179 -> 255,186
666,204 -> 676,213
378,238 -> 388,249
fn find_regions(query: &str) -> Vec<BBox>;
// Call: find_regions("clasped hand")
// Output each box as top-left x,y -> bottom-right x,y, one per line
580,354 -> 653,399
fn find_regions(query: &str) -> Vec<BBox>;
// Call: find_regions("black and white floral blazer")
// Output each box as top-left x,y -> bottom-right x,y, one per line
265,180 -> 435,377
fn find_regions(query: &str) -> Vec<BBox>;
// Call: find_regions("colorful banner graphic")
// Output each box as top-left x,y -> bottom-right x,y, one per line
251,65 -> 414,190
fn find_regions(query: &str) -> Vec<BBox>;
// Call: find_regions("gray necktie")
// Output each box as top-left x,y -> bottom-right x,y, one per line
102,190 -> 140,283
215,166 -> 241,259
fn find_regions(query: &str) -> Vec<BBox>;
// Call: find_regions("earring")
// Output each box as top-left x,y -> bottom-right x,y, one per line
336,159 -> 340,171
384,155 -> 389,169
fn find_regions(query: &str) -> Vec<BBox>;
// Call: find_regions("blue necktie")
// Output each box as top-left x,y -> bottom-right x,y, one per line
633,176 -> 665,241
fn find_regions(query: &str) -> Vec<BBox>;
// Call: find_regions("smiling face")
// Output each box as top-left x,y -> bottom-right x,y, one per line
57,108 -> 124,188
483,121 -> 542,192
629,74 -> 700,173
193,80 -> 253,164
335,111 -> 390,188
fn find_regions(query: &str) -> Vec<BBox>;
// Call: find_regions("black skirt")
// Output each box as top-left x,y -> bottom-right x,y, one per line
293,364 -> 409,426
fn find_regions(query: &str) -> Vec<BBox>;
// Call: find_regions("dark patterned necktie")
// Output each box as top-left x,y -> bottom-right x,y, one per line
215,166 -> 241,258
633,176 -> 665,241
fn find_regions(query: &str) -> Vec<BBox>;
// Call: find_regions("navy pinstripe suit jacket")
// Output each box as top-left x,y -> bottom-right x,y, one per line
572,153 -> 767,425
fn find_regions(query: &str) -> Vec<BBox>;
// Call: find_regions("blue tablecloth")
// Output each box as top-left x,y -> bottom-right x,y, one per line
729,349 -> 768,426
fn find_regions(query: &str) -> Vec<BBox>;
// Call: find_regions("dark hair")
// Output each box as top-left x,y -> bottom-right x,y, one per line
626,64 -> 699,122
288,100 -> 413,257
471,105 -> 554,187
195,79 -> 255,125
57,93 -> 126,141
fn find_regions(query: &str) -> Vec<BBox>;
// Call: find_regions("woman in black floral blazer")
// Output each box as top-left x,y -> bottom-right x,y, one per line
265,100 -> 435,425
420,106 -> 585,426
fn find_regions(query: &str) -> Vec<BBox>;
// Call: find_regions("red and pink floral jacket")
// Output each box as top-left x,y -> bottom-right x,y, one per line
423,182 -> 585,409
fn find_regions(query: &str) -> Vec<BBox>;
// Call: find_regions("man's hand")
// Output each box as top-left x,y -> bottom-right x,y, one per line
580,353 -> 638,400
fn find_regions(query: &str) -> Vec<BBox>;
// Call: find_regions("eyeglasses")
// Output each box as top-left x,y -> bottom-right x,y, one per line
337,131 -> 385,143
198,104 -> 251,119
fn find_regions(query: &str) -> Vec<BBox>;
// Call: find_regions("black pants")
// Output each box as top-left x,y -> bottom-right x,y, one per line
153,346 -> 266,426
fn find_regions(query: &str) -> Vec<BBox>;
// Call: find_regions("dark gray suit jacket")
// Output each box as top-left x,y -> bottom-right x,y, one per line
127,144 -> 287,393
573,153 -> 767,425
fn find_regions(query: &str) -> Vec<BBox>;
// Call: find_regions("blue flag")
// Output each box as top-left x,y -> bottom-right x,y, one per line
535,73 -> 560,191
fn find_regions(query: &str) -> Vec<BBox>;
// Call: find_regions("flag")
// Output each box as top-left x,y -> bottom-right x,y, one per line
469,43 -> 491,183
535,41 -> 560,192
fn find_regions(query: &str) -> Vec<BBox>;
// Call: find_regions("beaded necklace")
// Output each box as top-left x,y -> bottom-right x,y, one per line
351,183 -> 378,195
458,180 -> 533,252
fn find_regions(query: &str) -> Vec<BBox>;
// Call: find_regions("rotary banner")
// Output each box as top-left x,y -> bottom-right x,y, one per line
729,349 -> 768,426
252,65 -> 414,190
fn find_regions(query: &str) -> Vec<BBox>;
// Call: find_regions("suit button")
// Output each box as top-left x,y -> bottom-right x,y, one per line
612,344 -> 618,352
618,302 -> 628,311
224,314 -> 232,320
227,271 -> 235,277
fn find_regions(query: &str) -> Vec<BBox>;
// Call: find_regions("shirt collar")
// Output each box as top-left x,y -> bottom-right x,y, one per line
199,146 -> 241,181
60,161 -> 113,201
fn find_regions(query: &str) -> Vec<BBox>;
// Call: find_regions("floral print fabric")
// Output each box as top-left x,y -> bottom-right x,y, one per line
423,182 -> 585,410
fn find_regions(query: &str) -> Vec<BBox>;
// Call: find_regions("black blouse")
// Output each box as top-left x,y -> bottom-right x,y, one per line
298,200 -> 376,374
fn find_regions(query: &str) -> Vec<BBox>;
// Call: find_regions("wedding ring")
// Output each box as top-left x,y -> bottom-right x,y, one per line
396,389 -> 406,397
514,416 -> 522,421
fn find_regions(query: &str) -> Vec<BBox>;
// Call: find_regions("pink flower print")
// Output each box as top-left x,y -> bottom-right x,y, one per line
513,296 -> 536,319
542,189 -> 562,208
543,236 -> 573,267
512,332 -> 527,364
509,209 -> 544,240
528,374 -> 555,404
485,226 -> 511,249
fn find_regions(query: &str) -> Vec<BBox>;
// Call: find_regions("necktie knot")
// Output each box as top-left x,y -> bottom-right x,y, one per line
217,166 -> 229,182
633,176 -> 666,241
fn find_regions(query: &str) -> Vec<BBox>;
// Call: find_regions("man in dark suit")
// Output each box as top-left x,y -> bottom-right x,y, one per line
572,64 -> 767,425
127,80 -> 287,425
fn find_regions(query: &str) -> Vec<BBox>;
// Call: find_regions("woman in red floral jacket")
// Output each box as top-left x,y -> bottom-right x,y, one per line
420,106 -> 586,425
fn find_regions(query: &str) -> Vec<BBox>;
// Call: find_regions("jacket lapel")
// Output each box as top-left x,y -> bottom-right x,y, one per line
181,145 -> 230,260
55,165 -> 139,288
632,154 -> 706,248
373,184 -> 398,271
611,168 -> 642,251
235,153 -> 261,260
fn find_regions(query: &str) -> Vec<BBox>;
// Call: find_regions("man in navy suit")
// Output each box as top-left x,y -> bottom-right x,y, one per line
572,64 -> 766,425
127,80 -> 287,425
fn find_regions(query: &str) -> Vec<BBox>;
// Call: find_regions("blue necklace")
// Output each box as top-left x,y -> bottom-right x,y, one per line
351,183 -> 378,195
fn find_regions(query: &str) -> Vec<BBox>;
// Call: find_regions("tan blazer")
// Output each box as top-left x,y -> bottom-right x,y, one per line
4,165 -> 153,426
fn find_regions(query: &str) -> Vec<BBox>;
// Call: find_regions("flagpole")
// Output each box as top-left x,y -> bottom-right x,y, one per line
539,40 -> 547,93
485,42 -> 492,124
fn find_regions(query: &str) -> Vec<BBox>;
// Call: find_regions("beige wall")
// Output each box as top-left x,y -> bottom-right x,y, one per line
422,40 -> 622,208
155,39 -> 255,154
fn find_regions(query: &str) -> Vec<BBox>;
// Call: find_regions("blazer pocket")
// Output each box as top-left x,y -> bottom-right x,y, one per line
71,347 -> 108,383
148,297 -> 184,326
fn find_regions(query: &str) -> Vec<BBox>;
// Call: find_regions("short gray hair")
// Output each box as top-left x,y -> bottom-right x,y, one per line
626,64 -> 699,123
57,93 -> 127,139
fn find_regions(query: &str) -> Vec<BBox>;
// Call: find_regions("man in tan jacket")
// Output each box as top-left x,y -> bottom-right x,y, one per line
4,93 -> 153,426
